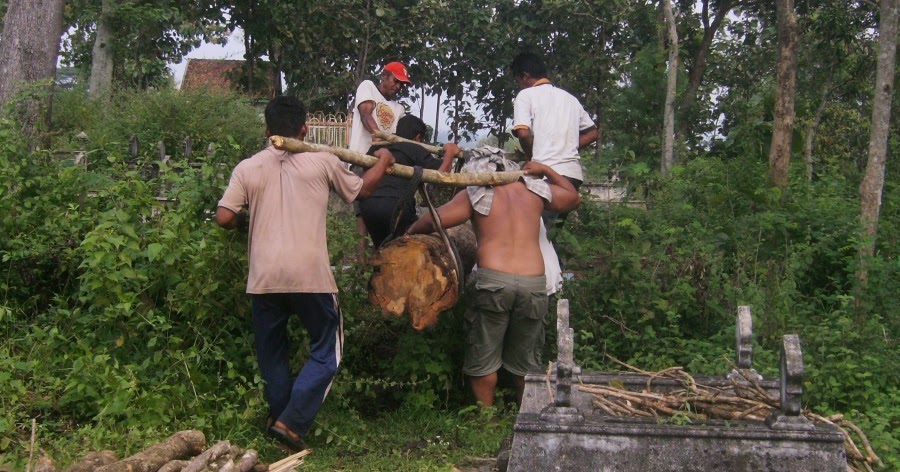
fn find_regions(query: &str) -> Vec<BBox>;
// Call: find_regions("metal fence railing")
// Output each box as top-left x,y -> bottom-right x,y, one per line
306,112 -> 350,148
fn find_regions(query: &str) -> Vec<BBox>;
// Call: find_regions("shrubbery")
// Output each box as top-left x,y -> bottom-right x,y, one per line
0,89 -> 896,469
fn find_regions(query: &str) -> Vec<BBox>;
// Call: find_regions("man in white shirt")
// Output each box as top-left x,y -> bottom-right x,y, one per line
349,61 -> 411,153
349,61 -> 412,258
511,52 -> 598,229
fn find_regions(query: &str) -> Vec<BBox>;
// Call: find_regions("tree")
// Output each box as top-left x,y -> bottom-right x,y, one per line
0,0 -> 66,140
857,0 -> 899,286
768,0 -> 799,190
674,0 -> 741,150
662,0 -> 679,176
65,0 -> 226,90
89,0 -> 114,96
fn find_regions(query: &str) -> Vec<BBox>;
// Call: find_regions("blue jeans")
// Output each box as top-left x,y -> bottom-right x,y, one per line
251,293 -> 343,438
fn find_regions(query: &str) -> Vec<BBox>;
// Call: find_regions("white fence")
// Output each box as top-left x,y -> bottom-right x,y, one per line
306,112 -> 351,148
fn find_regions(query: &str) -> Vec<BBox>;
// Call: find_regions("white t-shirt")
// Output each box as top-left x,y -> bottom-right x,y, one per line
512,82 -> 595,181
348,80 -> 405,153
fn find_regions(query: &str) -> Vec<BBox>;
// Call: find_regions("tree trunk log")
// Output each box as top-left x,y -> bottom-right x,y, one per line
0,0 -> 66,141
65,451 -> 118,472
232,450 -> 260,472
661,0 -> 678,176
368,223 -> 476,330
89,0 -> 115,97
270,136 -> 525,188
857,0 -> 899,289
157,460 -> 188,472
768,0 -> 799,190
182,441 -> 231,472
95,430 -> 206,472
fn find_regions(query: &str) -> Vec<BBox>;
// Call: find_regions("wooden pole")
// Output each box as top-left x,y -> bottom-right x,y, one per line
270,136 -> 525,188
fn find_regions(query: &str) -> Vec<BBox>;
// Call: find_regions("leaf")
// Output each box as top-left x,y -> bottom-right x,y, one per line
147,243 -> 164,262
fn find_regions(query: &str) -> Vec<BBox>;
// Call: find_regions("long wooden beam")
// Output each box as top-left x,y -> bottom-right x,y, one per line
270,136 -> 525,188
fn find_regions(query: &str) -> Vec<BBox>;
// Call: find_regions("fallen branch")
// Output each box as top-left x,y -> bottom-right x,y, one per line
270,136 -> 525,188
65,451 -> 118,472
583,357 -> 882,472
95,430 -> 206,472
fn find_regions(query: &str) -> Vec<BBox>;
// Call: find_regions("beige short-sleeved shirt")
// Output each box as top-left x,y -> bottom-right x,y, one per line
218,146 -> 362,294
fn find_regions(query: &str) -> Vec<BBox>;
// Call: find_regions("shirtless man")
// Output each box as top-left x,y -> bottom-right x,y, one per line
406,159 -> 580,406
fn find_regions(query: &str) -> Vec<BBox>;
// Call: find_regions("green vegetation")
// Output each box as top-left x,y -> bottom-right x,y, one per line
1,89 -> 897,471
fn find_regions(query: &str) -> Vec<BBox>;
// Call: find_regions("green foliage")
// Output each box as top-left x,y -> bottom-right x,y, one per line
51,88 -> 264,162
560,153 -> 898,468
62,0 -> 227,89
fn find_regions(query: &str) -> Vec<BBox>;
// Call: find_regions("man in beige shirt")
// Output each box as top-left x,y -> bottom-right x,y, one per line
215,96 -> 394,451
407,157 -> 580,407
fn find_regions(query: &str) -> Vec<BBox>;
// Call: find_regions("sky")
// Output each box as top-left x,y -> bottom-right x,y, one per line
169,29 -> 482,145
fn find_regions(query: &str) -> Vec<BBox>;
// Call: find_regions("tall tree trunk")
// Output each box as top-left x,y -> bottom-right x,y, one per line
0,0 -> 66,141
433,89 -> 442,140
675,0 -> 735,143
354,0 -> 373,86
857,0 -> 899,288
768,0 -> 799,191
269,43 -> 283,97
661,0 -> 678,176
90,0 -> 115,97
804,91 -> 829,182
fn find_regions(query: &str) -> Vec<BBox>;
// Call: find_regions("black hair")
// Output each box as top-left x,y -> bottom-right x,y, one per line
395,114 -> 428,141
511,52 -> 548,79
264,95 -> 306,137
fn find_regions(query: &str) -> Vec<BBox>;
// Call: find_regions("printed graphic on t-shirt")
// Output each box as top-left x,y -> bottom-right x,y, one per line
375,102 -> 395,130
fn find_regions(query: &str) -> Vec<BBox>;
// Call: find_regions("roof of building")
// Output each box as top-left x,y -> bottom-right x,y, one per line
180,58 -> 275,97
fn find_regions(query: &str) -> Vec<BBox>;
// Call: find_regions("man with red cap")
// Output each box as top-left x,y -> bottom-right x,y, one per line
349,61 -> 412,258
349,61 -> 411,154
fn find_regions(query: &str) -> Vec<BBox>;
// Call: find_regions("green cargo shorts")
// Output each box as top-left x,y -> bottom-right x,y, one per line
462,268 -> 548,377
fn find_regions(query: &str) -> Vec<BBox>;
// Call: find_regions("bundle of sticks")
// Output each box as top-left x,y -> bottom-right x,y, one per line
25,428 -> 309,472
577,356 -> 883,472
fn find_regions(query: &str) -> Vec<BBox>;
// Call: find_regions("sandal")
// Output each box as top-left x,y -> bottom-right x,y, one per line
269,424 -> 308,452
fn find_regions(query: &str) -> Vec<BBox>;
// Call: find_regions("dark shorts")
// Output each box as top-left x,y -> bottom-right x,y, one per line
462,268 -> 548,377
359,196 -> 415,247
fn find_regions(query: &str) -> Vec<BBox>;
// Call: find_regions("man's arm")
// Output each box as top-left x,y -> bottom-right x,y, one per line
215,207 -> 242,230
523,161 -> 581,213
407,190 -> 473,235
514,128 -> 534,160
578,126 -> 598,149
357,101 -> 379,134
438,143 -> 461,172
357,148 -> 396,200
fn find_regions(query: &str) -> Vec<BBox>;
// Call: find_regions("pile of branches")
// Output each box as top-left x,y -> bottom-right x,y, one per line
26,429 -> 309,472
577,357 -> 883,472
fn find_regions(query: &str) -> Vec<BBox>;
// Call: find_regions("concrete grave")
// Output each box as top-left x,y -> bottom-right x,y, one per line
504,303 -> 847,472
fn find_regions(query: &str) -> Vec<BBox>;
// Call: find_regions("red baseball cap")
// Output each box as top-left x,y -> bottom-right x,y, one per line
383,62 -> 412,84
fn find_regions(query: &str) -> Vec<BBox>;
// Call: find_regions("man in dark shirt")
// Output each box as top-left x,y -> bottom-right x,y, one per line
359,115 -> 460,247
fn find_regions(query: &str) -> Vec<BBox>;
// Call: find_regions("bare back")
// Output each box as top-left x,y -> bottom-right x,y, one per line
471,182 -> 546,276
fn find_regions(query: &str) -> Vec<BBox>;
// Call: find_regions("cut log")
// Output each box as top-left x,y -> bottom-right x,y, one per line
181,440 -> 231,472
270,136 -> 525,188
157,460 -> 188,472
65,451 -> 118,472
232,450 -> 259,472
95,430 -> 206,472
368,223 -> 477,330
